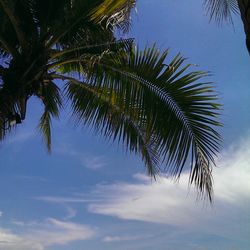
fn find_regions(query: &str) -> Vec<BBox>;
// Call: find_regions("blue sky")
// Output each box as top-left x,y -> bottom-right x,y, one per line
0,1 -> 250,249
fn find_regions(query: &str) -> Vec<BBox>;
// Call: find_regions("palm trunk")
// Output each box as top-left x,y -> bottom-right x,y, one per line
238,0 -> 250,54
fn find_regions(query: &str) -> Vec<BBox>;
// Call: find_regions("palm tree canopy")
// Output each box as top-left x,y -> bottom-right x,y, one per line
0,0 -> 221,200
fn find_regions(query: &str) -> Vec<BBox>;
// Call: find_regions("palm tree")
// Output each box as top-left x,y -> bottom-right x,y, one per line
0,0 -> 221,200
204,0 -> 250,54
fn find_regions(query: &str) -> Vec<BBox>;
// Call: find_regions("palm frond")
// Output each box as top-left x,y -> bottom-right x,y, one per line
39,109 -> 52,152
0,36 -> 16,57
50,38 -> 134,59
45,0 -> 102,48
50,73 -> 159,175
37,81 -> 62,152
0,91 -> 20,141
0,0 -> 31,50
90,0 -> 136,32
204,0 -> 239,24
49,38 -> 134,78
0,3 -> 20,57
78,45 -> 221,199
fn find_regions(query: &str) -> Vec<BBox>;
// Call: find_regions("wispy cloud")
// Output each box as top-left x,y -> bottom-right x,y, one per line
102,235 -> 144,243
2,131 -> 35,146
64,206 -> 77,220
24,218 -> 95,246
88,135 -> 250,242
82,155 -> 107,169
15,175 -> 49,183
0,218 -> 95,250
34,196 -> 99,203
56,143 -> 107,169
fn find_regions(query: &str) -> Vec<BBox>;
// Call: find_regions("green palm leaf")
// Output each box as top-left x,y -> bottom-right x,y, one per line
60,76 -> 159,175
59,45 -> 221,200
49,38 -> 134,76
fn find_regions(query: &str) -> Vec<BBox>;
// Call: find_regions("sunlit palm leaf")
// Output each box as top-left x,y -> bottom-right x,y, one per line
90,0 -> 136,32
50,38 -> 134,78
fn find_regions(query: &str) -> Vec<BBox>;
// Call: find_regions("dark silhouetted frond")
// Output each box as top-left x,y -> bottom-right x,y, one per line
204,0 -> 239,24
37,81 -> 62,152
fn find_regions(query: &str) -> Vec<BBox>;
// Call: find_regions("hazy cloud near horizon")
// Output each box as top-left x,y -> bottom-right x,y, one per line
0,218 -> 95,250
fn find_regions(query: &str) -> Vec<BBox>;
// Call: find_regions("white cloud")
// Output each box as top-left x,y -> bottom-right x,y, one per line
0,218 -> 95,250
213,136 -> 250,202
88,135 -> 250,241
0,211 -> 3,217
